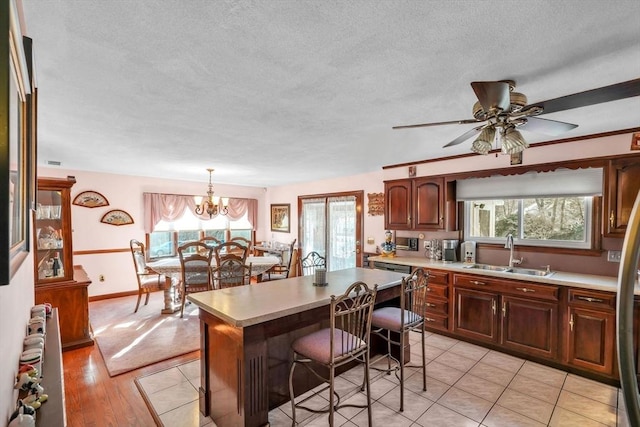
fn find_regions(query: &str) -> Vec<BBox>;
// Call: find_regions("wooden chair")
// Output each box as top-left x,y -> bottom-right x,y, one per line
264,239 -> 297,281
213,241 -> 249,265
178,241 -> 214,318
288,281 -> 377,426
370,268 -> 429,411
129,239 -> 173,313
211,258 -> 253,289
230,236 -> 252,254
300,251 -> 326,276
199,236 -> 222,248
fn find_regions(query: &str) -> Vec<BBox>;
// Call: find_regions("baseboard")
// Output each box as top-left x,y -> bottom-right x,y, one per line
89,290 -> 139,302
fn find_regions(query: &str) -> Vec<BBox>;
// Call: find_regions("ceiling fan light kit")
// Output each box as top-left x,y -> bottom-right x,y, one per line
395,78 -> 640,156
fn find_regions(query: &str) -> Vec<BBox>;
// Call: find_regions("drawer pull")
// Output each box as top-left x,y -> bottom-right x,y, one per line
516,287 -> 536,293
569,314 -> 574,332
426,303 -> 436,308
425,317 -> 436,322
576,296 -> 604,303
470,280 -> 486,285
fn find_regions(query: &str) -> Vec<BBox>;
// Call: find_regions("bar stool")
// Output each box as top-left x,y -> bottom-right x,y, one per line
370,268 -> 429,411
288,281 -> 378,426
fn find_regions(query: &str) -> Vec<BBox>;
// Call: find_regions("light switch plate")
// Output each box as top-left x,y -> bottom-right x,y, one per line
607,250 -> 622,262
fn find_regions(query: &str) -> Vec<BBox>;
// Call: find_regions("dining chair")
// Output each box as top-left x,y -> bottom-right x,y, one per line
300,251 -> 326,276
199,236 -> 222,255
229,236 -> 252,254
213,241 -> 249,265
178,241 -> 214,318
129,239 -> 174,313
263,239 -> 297,281
370,268 -> 429,411
288,281 -> 377,426
211,258 -> 253,289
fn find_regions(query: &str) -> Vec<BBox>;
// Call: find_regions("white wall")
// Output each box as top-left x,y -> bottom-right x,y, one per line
0,253 -> 35,423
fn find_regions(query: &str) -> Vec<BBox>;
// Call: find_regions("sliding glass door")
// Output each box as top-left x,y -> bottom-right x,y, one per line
299,192 -> 363,271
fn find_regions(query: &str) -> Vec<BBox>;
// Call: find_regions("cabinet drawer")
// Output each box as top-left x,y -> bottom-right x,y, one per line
454,274 -> 500,290
426,283 -> 448,298
425,299 -> 448,316
423,313 -> 448,331
503,282 -> 559,302
568,289 -> 616,311
426,269 -> 449,285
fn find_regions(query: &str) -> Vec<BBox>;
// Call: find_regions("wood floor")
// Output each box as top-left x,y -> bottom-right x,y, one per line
62,343 -> 199,427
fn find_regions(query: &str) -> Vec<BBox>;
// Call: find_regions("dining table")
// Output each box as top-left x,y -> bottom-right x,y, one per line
147,255 -> 281,313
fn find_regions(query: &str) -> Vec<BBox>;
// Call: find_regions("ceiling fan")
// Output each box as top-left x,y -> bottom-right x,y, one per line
393,78 -> 640,155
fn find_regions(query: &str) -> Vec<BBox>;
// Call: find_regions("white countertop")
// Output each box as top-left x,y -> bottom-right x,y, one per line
187,267 -> 405,327
368,255 -> 639,295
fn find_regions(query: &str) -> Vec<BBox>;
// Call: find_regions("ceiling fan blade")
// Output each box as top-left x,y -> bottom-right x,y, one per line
524,78 -> 640,116
392,118 -> 480,129
471,81 -> 511,113
519,116 -> 578,136
443,126 -> 483,148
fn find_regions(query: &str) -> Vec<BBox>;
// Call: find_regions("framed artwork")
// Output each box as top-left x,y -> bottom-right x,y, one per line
100,209 -> 134,226
510,151 -> 523,166
631,132 -> 640,151
1,1 -> 33,285
73,190 -> 109,208
367,192 -> 384,216
270,204 -> 290,233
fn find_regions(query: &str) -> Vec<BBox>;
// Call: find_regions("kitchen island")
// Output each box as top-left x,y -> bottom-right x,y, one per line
187,267 -> 406,427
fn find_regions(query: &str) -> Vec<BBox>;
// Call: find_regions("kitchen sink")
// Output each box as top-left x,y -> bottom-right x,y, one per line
463,264 -> 554,277
509,267 -> 554,277
463,264 -> 512,272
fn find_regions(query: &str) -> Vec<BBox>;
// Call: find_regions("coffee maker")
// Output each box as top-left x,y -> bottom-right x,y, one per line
442,239 -> 459,263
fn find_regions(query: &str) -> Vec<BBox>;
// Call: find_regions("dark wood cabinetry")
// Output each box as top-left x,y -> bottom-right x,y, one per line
566,288 -> 616,375
423,269 -> 449,331
384,177 -> 445,230
453,273 -> 559,359
34,177 -> 93,350
605,156 -> 640,236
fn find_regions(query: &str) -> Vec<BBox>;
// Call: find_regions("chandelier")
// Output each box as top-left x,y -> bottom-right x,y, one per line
194,168 -> 229,218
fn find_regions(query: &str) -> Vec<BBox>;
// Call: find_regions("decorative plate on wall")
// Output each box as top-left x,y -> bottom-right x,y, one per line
73,191 -> 109,208
100,209 -> 134,226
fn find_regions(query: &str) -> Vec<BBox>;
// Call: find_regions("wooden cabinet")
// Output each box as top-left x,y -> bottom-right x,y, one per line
605,156 -> 640,236
384,177 -> 445,230
423,269 -> 450,331
34,177 -> 94,350
566,288 -> 616,375
453,273 -> 559,359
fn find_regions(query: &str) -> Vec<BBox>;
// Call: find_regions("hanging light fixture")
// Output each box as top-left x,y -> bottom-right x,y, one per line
501,125 -> 529,154
194,168 -> 229,218
470,126 -> 495,155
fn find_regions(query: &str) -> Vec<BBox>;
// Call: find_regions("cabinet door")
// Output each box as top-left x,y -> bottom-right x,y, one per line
605,157 -> 640,236
501,296 -> 558,359
413,177 -> 444,230
385,180 -> 412,230
567,306 -> 615,375
454,288 -> 499,343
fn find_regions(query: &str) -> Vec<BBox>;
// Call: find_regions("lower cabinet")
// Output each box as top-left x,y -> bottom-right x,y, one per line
423,268 -> 450,331
453,273 -> 560,360
566,289 -> 616,376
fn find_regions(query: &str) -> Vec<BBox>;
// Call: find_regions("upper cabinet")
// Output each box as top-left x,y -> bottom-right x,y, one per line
34,177 -> 76,283
605,156 -> 640,236
385,177 -> 446,230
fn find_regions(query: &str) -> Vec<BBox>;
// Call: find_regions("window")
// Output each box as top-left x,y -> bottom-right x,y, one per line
458,168 -> 602,250
148,210 -> 253,259
465,197 -> 592,248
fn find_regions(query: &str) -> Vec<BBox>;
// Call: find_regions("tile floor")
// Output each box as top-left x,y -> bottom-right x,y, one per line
136,331 -> 633,426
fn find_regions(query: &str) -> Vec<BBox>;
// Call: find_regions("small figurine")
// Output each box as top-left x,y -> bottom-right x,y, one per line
9,401 -> 36,423
8,413 -> 35,427
380,230 -> 396,257
21,384 -> 48,410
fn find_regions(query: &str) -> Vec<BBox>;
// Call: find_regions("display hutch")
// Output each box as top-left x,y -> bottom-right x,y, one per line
33,176 -> 93,350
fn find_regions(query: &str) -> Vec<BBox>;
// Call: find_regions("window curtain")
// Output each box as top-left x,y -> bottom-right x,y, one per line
143,193 -> 258,233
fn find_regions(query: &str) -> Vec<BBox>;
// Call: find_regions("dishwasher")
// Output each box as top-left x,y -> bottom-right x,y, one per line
372,261 -> 411,274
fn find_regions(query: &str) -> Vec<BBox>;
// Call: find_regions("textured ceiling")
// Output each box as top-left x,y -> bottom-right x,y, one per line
21,0 -> 640,188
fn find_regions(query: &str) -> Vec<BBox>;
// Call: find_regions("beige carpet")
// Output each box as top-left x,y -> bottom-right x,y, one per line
90,292 -> 200,377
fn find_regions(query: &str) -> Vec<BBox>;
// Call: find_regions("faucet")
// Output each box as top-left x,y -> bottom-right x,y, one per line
504,234 -> 523,267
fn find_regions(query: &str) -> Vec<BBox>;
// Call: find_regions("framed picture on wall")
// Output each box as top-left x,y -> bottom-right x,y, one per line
270,204 -> 290,233
631,132 -> 640,151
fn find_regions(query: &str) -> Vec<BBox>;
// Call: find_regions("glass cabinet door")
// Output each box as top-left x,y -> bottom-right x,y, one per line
35,186 -> 72,282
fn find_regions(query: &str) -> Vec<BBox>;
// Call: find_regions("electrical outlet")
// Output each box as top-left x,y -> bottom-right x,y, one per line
607,250 -> 622,262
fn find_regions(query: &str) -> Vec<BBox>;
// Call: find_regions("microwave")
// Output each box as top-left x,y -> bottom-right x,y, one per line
395,236 -> 419,251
